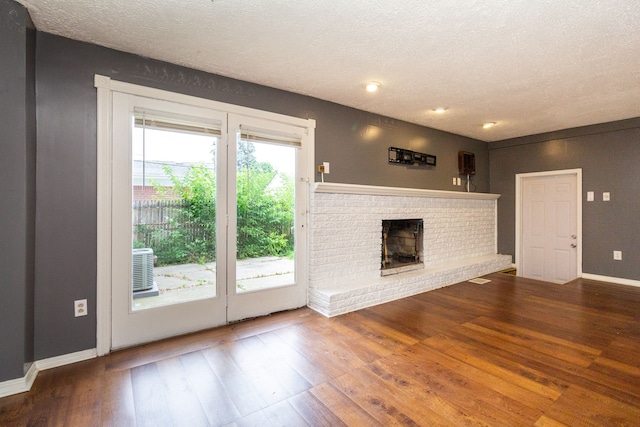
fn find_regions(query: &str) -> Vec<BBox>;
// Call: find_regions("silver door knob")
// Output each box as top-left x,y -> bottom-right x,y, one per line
571,243 -> 577,248
571,235 -> 577,239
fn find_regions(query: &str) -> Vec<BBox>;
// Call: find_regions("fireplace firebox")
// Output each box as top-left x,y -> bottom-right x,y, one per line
381,219 -> 424,276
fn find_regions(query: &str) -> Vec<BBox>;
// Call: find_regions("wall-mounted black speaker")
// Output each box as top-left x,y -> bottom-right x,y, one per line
458,151 -> 475,175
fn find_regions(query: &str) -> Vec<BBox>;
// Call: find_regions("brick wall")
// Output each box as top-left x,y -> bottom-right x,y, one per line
133,185 -> 179,201
308,183 -> 511,316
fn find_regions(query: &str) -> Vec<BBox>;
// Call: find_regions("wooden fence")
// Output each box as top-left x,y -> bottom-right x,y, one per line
133,199 -> 293,264
133,200 -> 209,250
133,199 -> 186,225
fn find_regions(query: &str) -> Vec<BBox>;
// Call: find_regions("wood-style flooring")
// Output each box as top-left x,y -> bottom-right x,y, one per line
1,273 -> 640,426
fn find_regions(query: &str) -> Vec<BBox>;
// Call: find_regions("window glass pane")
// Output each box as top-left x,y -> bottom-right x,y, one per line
131,122 -> 218,310
236,138 -> 296,293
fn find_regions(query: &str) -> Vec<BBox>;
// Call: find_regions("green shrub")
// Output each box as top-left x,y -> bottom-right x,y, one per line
134,143 -> 295,265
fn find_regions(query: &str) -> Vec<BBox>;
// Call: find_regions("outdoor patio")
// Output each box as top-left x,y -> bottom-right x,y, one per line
132,256 -> 294,310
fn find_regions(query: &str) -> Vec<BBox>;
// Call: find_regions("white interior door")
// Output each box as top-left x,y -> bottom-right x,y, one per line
110,91 -> 312,349
518,171 -> 581,283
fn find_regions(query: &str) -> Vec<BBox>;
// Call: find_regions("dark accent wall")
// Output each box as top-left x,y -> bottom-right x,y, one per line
25,11 -> 37,373
0,0 -> 35,382
312,103 -> 489,191
490,118 -> 640,281
5,9 -> 636,380
30,32 -> 488,361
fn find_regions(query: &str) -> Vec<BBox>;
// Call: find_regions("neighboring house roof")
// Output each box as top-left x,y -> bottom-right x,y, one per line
132,160 -> 214,187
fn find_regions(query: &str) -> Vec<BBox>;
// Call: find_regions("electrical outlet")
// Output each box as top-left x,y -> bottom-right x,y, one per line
453,177 -> 457,185
74,299 -> 88,317
587,191 -> 594,201
457,177 -> 461,186
603,192 -> 610,201
322,162 -> 330,174
613,251 -> 622,261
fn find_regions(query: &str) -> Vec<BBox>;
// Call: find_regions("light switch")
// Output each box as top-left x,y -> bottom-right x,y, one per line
603,192 -> 610,201
587,191 -> 594,201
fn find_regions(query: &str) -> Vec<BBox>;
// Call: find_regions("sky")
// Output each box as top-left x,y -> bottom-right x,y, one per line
133,127 -> 296,177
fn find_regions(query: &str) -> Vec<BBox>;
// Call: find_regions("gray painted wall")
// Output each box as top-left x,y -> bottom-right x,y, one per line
3,9 -> 637,382
312,103 -> 489,191
0,0 -> 35,382
25,13 -> 37,375
490,118 -> 640,281
30,32 -> 488,362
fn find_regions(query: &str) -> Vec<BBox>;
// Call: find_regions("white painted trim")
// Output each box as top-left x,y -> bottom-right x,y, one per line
577,170 -> 583,278
34,349 -> 97,371
98,76 -> 315,129
0,349 -> 97,398
0,363 -> 37,399
515,168 -> 583,280
581,273 -> 640,288
95,76 -> 112,356
494,199 -> 499,254
312,182 -> 501,200
306,119 -> 317,186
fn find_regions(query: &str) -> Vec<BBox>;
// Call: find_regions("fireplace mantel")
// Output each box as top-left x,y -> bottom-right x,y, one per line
312,182 -> 501,200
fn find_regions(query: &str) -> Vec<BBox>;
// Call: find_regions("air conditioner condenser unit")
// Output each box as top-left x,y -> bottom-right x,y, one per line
132,248 -> 155,292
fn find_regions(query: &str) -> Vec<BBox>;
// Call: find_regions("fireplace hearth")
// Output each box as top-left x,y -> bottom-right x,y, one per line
381,219 -> 424,276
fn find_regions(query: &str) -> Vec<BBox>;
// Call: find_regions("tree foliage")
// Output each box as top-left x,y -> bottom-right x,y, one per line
136,143 -> 294,265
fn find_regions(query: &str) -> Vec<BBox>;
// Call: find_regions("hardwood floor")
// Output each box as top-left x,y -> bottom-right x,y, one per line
2,273 -> 640,426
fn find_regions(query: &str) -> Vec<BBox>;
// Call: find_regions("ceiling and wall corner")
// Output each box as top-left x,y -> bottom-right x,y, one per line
14,0 -> 640,142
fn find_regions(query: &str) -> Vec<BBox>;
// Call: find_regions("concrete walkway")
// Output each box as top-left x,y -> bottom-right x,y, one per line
133,256 -> 294,310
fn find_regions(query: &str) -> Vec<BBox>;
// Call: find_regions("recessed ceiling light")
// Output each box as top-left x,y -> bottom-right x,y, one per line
365,81 -> 381,92
433,107 -> 447,114
483,122 -> 497,129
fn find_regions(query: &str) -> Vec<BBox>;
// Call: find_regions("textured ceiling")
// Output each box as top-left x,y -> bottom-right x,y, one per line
17,0 -> 640,141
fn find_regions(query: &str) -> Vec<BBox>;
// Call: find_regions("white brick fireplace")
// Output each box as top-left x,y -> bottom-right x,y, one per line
308,183 -> 512,317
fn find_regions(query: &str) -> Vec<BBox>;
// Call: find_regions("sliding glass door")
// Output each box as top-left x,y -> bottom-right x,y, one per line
110,92 -> 311,349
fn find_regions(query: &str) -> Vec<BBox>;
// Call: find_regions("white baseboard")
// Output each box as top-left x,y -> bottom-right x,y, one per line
0,348 -> 97,399
0,363 -> 38,399
581,273 -> 640,288
35,348 -> 97,371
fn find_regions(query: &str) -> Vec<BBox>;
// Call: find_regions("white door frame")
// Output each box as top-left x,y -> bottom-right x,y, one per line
95,75 -> 315,355
515,168 -> 582,281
